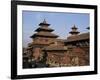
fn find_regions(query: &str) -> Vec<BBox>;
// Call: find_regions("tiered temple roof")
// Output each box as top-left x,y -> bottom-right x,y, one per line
31,32 -> 58,38
35,27 -> 54,32
66,32 -> 89,42
30,19 -> 58,38
69,25 -> 80,35
43,45 -> 67,51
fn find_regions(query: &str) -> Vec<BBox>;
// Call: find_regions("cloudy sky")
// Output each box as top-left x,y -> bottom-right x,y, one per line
22,11 -> 89,47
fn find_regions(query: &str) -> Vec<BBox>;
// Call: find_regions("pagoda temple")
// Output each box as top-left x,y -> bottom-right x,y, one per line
64,25 -> 89,66
30,19 -> 59,62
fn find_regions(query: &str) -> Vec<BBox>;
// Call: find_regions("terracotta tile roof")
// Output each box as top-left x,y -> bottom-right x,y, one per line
65,32 -> 89,42
35,27 -> 54,32
56,39 -> 66,42
43,45 -> 67,51
69,31 -> 80,34
32,41 -> 50,45
31,32 -> 58,38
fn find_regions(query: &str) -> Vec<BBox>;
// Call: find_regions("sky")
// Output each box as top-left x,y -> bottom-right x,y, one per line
22,11 -> 89,47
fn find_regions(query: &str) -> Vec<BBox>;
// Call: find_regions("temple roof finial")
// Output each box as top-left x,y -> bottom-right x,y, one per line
43,19 -> 46,23
39,19 -> 50,26
72,25 -> 77,29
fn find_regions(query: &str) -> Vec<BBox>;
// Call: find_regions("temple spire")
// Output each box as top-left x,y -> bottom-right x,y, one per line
69,25 -> 80,36
39,19 -> 50,26
43,19 -> 46,24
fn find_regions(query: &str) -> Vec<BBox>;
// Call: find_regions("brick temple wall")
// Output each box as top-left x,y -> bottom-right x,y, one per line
46,47 -> 89,67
